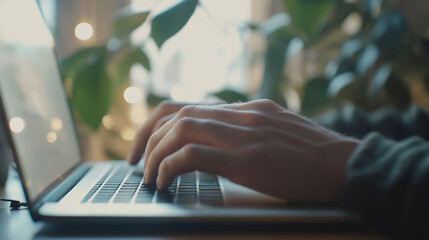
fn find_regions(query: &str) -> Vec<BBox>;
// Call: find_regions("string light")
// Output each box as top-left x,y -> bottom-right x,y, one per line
46,131 -> 57,143
74,22 -> 93,40
50,118 -> 63,131
124,87 -> 142,104
9,117 -> 25,133
102,115 -> 114,130
121,127 -> 136,141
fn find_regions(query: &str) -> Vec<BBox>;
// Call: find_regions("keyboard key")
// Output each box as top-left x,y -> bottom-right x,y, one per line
157,192 -> 174,203
83,169 -> 223,206
135,196 -> 153,203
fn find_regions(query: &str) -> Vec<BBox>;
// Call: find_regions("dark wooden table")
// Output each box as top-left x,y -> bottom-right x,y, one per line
0,168 -> 381,240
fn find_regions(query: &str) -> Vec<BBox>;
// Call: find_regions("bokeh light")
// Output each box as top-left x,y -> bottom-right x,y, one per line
9,117 -> 25,133
46,131 -> 57,143
74,22 -> 93,41
124,87 -> 142,104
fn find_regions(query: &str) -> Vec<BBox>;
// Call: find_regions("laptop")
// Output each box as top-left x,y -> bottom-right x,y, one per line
0,0 -> 359,224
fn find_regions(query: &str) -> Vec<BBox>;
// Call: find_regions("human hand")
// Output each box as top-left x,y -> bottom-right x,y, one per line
127,99 -> 359,203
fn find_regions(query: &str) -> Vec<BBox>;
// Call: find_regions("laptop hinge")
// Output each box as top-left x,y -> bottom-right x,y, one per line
40,163 -> 90,203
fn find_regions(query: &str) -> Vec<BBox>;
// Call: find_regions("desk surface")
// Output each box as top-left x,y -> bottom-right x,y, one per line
0,169 -> 382,240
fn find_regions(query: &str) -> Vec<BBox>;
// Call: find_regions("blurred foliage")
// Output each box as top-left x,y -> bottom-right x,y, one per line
226,0 -> 429,117
284,0 -> 333,41
61,0 -> 197,130
62,0 -> 429,131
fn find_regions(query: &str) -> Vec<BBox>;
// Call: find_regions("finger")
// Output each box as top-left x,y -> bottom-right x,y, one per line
156,144 -> 234,189
127,101 -> 188,165
217,99 -> 284,113
140,112 -> 178,172
144,118 -> 258,184
142,105 -> 277,164
144,105 -> 238,170
151,112 -> 176,135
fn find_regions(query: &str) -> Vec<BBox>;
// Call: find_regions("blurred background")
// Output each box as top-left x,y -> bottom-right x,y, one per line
37,0 -> 429,161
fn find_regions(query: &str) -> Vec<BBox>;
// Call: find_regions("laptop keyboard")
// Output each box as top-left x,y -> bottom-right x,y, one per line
81,166 -> 223,206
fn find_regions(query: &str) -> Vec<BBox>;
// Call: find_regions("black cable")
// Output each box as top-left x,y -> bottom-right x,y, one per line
1,198 -> 28,210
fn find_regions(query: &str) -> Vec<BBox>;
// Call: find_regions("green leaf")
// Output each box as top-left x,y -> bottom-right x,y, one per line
383,72 -> 411,110
258,13 -> 291,37
258,33 -> 291,108
283,0 -> 333,40
115,47 -> 150,84
113,7 -> 150,38
325,58 -> 355,80
61,47 -> 102,80
341,39 -> 364,60
146,92 -> 169,107
72,53 -> 112,130
270,88 -> 288,108
327,72 -> 357,98
371,9 -> 407,56
356,44 -> 379,76
213,89 -> 249,103
150,0 -> 198,48
369,63 -> 391,97
301,78 -> 331,115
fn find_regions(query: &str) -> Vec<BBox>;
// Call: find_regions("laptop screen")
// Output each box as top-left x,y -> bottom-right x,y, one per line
0,0 -> 81,202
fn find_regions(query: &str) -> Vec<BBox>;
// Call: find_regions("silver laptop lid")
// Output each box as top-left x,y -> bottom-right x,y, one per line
0,0 -> 81,203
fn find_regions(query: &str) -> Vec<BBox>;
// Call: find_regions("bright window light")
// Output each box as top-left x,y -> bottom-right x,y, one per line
170,84 -> 187,101
133,0 -> 251,103
74,22 -> 93,41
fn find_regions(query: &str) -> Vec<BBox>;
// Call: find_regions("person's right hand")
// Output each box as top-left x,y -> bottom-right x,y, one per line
128,100 -> 359,203
127,101 -> 189,167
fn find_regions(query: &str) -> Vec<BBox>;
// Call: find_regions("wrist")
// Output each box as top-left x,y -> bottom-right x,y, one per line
320,138 -> 359,204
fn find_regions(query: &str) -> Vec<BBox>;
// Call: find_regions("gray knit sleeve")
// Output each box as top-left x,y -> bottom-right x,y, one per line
345,132 -> 429,227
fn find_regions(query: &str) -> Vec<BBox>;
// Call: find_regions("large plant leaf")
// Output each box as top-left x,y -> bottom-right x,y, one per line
213,89 -> 249,103
72,53 -> 112,130
61,47 -> 102,80
283,0 -> 333,41
113,7 -> 150,38
115,47 -> 150,84
150,0 -> 198,48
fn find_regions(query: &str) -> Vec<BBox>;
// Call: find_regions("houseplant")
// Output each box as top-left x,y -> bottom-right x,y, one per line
61,0 -> 429,159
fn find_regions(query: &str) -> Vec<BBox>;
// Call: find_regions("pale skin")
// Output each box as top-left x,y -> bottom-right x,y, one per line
127,99 -> 359,204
